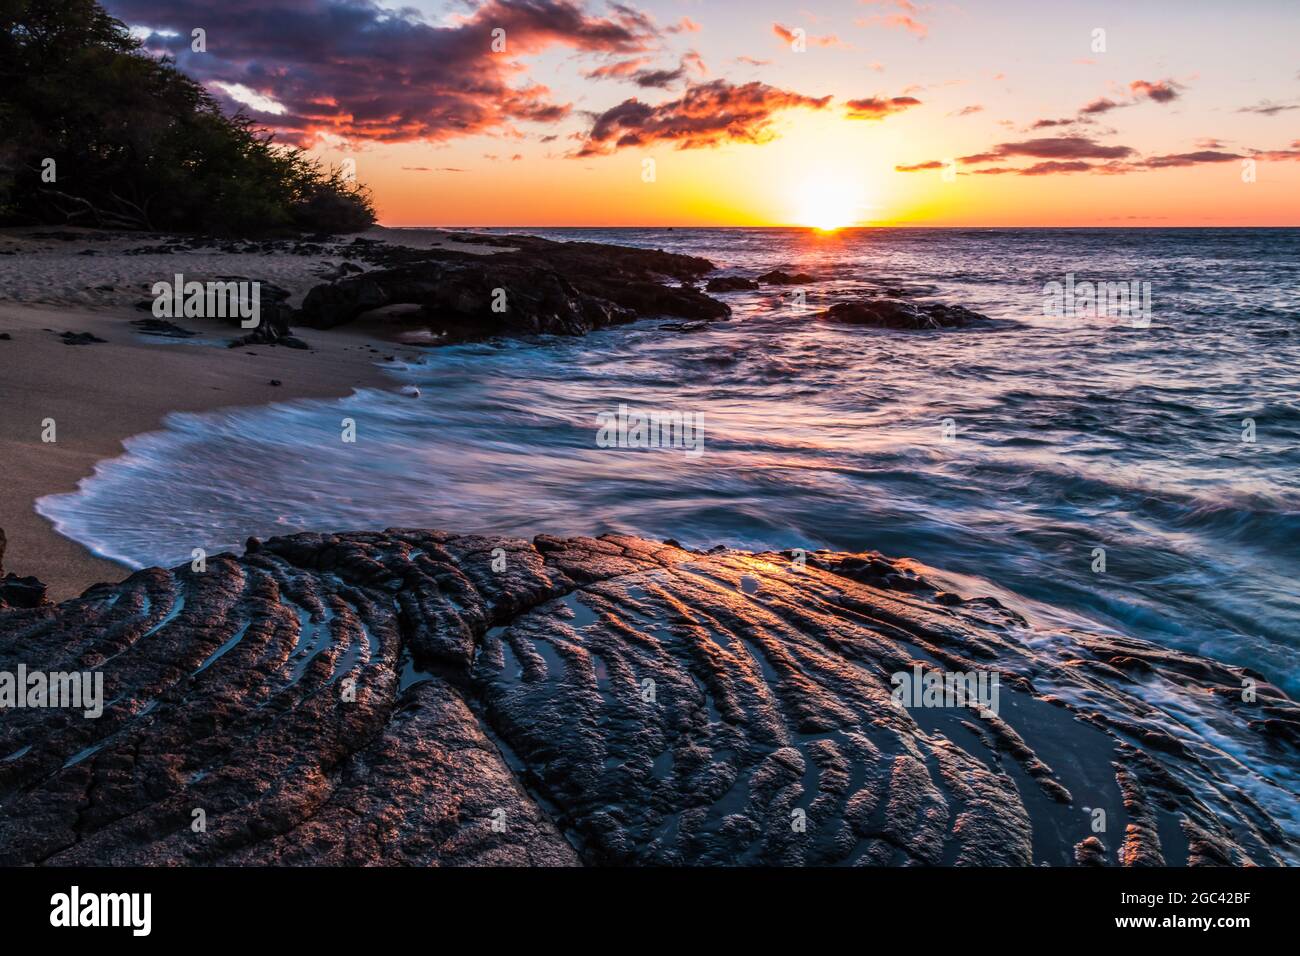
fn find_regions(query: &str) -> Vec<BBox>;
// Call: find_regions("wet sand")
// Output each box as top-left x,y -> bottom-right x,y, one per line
0,253 -> 412,600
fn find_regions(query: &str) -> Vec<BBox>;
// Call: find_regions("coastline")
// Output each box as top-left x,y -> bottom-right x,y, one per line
0,225 -> 439,600
0,221 -> 717,600
0,299 -> 401,600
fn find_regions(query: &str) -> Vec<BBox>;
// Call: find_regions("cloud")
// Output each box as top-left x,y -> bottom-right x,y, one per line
772,23 -> 848,49
1237,100 -> 1299,115
575,79 -> 831,156
898,136 -> 1137,176
1011,161 -> 1094,175
858,1 -> 929,38
666,16 -> 700,34
1080,97 -> 1123,115
585,52 -> 706,89
844,95 -> 921,120
986,136 -> 1136,160
110,0 -> 663,145
1136,150 -> 1239,168
1130,79 -> 1180,103
584,56 -> 654,80
950,104 -> 983,117
898,138 -> 1279,176
1074,79 -> 1182,119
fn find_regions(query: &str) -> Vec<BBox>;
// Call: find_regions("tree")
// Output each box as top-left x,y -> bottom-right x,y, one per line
0,0 -> 375,234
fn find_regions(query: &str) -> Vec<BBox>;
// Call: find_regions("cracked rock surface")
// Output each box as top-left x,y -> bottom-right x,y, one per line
0,530 -> 1295,866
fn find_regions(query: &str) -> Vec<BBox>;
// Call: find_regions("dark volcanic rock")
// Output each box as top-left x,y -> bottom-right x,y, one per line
215,279 -> 303,348
757,270 -> 815,284
57,331 -> 106,345
819,299 -> 989,329
298,236 -> 728,341
705,276 -> 760,292
0,530 -> 1293,866
0,529 -> 48,610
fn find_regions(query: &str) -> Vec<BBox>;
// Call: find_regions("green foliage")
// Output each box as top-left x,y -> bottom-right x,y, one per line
0,0 -> 375,234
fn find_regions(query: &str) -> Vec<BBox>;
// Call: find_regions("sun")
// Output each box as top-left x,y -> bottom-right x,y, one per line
792,176 -> 864,231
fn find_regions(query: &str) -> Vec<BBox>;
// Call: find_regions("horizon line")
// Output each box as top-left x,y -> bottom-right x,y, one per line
381,223 -> 1300,230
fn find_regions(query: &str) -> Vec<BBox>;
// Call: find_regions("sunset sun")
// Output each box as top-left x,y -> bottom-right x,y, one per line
793,176 -> 865,230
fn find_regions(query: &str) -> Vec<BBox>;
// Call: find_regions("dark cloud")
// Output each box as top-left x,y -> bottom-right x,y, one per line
1136,150 -> 1240,168
1080,97 -> 1123,115
899,137 -> 1138,176
987,137 -> 1136,160
1075,79 -> 1180,119
844,95 -> 921,120
1130,79 -> 1180,103
576,80 -> 831,156
109,0 -> 662,145
899,140 -> 1272,176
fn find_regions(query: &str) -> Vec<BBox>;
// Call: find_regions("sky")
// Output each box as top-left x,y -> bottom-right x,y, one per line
109,0 -> 1300,226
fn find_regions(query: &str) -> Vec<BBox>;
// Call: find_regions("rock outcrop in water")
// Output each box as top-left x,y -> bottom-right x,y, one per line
297,234 -> 729,341
0,530 -> 1294,866
819,299 -> 990,329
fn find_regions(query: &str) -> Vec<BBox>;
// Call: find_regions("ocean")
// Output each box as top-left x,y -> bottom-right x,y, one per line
38,227 -> 1300,693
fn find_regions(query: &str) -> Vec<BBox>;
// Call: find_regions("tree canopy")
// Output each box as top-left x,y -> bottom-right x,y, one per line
0,0 -> 375,234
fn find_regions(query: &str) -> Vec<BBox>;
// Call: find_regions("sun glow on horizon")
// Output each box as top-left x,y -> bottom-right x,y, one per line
791,175 -> 870,231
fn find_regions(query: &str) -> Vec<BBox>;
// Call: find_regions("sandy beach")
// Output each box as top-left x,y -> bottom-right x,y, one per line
0,226 -> 453,600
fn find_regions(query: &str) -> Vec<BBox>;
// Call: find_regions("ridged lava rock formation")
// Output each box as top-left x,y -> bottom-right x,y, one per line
0,530 -> 1295,866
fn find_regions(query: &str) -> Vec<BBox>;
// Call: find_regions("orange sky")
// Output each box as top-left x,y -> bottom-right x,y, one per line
120,0 -> 1300,226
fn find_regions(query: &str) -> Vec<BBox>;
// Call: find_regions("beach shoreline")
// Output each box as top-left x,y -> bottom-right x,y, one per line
0,227 -> 438,600
0,222 -> 720,600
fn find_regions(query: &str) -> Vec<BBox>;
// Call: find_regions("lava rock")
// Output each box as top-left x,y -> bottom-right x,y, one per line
0,530 -> 1293,867
705,276 -> 759,292
818,299 -> 989,329
0,529 -> 48,609
58,331 -> 106,345
757,270 -> 815,284
297,235 -> 729,341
